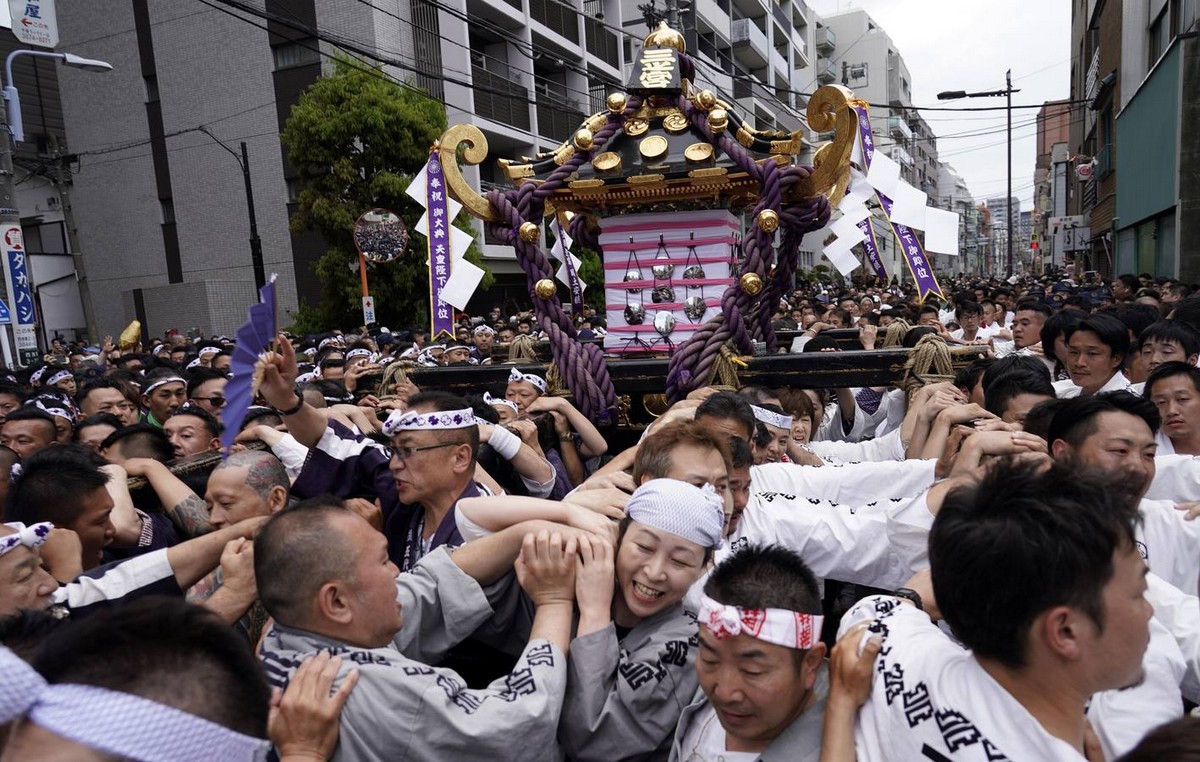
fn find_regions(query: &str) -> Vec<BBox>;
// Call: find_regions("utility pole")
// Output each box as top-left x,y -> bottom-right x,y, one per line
938,72 -> 1020,276
241,141 -> 265,291
1005,69 -> 1014,277
198,127 -> 265,290
52,147 -> 99,344
0,92 -> 17,367
0,94 -> 31,367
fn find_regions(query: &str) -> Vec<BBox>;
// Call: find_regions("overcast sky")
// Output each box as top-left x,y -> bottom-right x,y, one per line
807,0 -> 1072,211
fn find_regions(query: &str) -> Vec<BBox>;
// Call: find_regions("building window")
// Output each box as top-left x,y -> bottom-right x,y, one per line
144,75 -> 159,103
1178,0 -> 1198,33
273,40 -> 321,71
285,178 -> 302,204
1148,7 -> 1170,67
160,199 -> 175,225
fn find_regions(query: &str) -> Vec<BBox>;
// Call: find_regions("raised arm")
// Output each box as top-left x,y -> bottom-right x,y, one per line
528,396 -> 609,458
258,334 -> 330,449
481,420 -> 555,492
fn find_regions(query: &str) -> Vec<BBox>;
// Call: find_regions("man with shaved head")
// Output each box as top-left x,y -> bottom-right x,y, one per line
203,450 -> 290,530
189,450 -> 291,640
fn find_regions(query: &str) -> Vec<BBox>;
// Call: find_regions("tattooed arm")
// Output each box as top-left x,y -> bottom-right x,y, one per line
121,457 -> 213,537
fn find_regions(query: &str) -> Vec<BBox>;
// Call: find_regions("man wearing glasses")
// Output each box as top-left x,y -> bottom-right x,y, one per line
186,367 -> 229,421
257,336 -> 499,569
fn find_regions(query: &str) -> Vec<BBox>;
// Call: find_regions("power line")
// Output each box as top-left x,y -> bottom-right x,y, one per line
193,0 -> 559,149
202,0 -> 578,116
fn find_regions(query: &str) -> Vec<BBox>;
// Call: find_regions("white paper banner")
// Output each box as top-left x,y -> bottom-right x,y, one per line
440,256 -> 485,310
923,207 -> 961,256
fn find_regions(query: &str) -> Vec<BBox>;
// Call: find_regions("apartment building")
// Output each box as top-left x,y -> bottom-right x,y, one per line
54,0 -> 627,338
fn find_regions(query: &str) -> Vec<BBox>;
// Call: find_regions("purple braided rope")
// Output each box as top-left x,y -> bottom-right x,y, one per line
667,94 -> 794,400
666,92 -> 842,398
479,97 -> 645,424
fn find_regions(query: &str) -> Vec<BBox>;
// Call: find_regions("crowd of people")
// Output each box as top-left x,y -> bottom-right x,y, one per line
3,269 -> 1200,760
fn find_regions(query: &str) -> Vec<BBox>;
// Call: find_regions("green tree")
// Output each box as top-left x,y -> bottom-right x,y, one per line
281,56 -> 491,331
576,246 -> 606,313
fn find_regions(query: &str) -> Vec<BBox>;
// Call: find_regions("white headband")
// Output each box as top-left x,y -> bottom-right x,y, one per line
45,370 -> 72,387
507,368 -> 547,393
751,405 -> 793,430
345,348 -> 372,363
318,337 -> 341,350
0,521 -> 52,557
484,392 -> 519,414
143,377 -> 186,396
0,644 -> 270,761
698,595 -> 825,650
185,359 -> 202,370
197,346 -> 221,359
626,479 -> 725,550
382,407 -> 477,437
294,371 -> 319,384
29,367 -> 49,385
445,344 -> 471,353
152,345 -> 170,356
473,325 -> 496,336
31,399 -> 73,421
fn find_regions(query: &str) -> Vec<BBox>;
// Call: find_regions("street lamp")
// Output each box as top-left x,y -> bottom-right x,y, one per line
197,126 -> 265,291
0,49 -> 113,359
5,51 -> 113,143
938,71 -> 1019,277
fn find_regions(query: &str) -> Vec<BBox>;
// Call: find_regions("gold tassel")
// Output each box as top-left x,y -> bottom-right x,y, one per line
711,343 -> 746,388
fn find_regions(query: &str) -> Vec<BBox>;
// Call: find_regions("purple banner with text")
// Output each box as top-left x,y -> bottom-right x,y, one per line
554,219 -> 584,315
853,106 -> 943,299
425,151 -> 455,337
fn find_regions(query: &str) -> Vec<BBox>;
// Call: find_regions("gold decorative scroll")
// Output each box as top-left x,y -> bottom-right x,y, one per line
797,84 -> 861,207
438,124 -> 501,222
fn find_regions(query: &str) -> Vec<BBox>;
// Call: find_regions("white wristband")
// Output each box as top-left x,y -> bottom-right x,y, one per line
489,425 -> 523,460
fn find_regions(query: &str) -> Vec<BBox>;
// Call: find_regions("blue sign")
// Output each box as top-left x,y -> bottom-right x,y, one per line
0,298 -> 10,324
6,248 -> 35,325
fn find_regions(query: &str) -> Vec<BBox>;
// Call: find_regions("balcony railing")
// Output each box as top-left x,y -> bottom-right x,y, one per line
472,65 -> 531,130
584,18 -> 618,68
732,18 -> 770,68
888,115 -> 912,141
770,1 -> 789,31
816,55 -> 835,83
791,26 -> 806,61
1085,46 -> 1101,101
537,101 -> 587,141
529,0 -> 579,43
791,0 -> 809,23
815,25 -> 835,52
